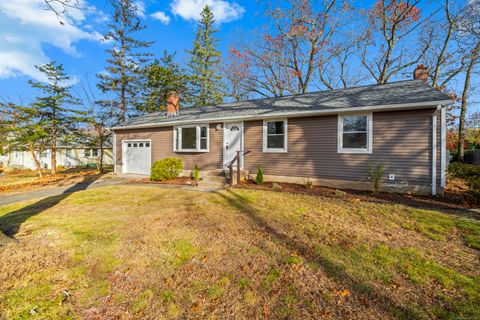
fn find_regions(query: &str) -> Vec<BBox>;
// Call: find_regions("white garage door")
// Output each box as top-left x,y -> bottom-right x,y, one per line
123,141 -> 151,174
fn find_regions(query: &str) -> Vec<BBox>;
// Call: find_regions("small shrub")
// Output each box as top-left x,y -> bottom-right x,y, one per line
466,175 -> 480,205
367,163 -> 384,194
335,189 -> 347,197
305,179 -> 313,190
192,164 -> 200,182
272,183 -> 282,191
449,162 -> 480,205
151,158 -> 183,181
255,165 -> 264,185
448,162 -> 480,180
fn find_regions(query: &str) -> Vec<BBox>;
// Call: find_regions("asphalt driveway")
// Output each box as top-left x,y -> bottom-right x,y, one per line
0,177 -> 125,206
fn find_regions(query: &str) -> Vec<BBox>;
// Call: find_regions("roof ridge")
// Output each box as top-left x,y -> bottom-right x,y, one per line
114,79 -> 449,129
207,79 -> 422,109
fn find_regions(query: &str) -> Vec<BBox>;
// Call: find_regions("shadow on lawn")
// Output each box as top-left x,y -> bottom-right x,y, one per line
0,174 -> 104,239
217,188 -> 423,320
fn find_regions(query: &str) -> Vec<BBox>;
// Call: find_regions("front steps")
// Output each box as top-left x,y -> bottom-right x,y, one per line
197,170 -> 228,189
197,169 -> 249,189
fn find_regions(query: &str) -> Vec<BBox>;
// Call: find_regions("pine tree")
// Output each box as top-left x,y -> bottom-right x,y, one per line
97,0 -> 154,122
187,5 -> 223,107
0,101 -> 47,178
29,61 -> 86,175
141,51 -> 190,113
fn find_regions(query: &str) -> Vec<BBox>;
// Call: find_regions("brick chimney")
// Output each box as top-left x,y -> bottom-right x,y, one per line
166,91 -> 179,117
413,64 -> 429,82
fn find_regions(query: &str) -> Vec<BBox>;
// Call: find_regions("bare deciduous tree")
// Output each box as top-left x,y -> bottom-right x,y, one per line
359,0 -> 436,84
78,76 -> 114,173
456,0 -> 480,161
43,0 -> 83,24
318,36 -> 367,90
227,0 -> 351,97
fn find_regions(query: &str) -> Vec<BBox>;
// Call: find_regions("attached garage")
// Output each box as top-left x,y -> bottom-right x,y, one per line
122,140 -> 151,174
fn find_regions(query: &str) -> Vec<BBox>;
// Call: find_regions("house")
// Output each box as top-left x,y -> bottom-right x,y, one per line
1,139 -> 114,170
111,66 -> 451,195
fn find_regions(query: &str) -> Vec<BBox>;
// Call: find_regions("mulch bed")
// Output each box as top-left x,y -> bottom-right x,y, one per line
236,180 -> 476,211
128,176 -> 198,186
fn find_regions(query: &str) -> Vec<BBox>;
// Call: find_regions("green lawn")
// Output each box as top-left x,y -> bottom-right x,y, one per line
0,186 -> 479,319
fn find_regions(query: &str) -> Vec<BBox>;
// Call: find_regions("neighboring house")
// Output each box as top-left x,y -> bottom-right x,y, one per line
0,154 -> 8,168
2,137 -> 114,170
111,67 -> 451,195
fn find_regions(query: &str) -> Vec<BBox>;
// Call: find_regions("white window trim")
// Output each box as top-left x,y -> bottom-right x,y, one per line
263,119 -> 288,153
174,124 -> 210,153
337,113 -> 373,154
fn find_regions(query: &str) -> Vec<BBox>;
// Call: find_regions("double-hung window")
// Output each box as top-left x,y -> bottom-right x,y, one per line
174,125 -> 209,152
84,148 -> 99,157
338,113 -> 372,153
263,119 -> 288,152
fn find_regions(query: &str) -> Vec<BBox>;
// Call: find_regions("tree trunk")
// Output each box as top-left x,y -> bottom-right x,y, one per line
99,136 -> 105,174
120,15 -> 126,123
28,144 -> 43,179
51,146 -> 57,175
458,42 -> 480,162
432,0 -> 453,88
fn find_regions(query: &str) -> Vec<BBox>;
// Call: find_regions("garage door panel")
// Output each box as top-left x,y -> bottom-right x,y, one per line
123,141 -> 151,174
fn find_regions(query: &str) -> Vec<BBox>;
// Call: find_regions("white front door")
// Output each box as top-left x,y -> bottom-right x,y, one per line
224,122 -> 243,168
123,141 -> 152,174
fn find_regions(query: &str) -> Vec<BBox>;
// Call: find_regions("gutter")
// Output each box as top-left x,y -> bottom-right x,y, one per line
440,106 -> 447,189
432,105 -> 443,196
109,99 -> 452,131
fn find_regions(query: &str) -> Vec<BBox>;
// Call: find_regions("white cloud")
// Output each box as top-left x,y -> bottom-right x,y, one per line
0,0 -> 102,81
151,11 -> 171,24
134,1 -> 146,18
170,0 -> 244,23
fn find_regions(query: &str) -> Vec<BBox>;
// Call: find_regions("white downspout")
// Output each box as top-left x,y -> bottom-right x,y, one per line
440,106 -> 447,189
432,105 -> 441,196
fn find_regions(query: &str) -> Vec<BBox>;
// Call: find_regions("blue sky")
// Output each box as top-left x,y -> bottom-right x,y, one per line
0,0 -> 266,104
0,0 -> 477,116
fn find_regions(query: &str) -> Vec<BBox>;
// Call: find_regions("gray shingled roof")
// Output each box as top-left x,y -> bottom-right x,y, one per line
112,80 -> 451,129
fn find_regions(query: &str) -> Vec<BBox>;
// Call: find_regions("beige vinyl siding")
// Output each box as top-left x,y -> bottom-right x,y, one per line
243,109 -> 436,186
115,123 -> 223,171
114,109 -> 437,189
